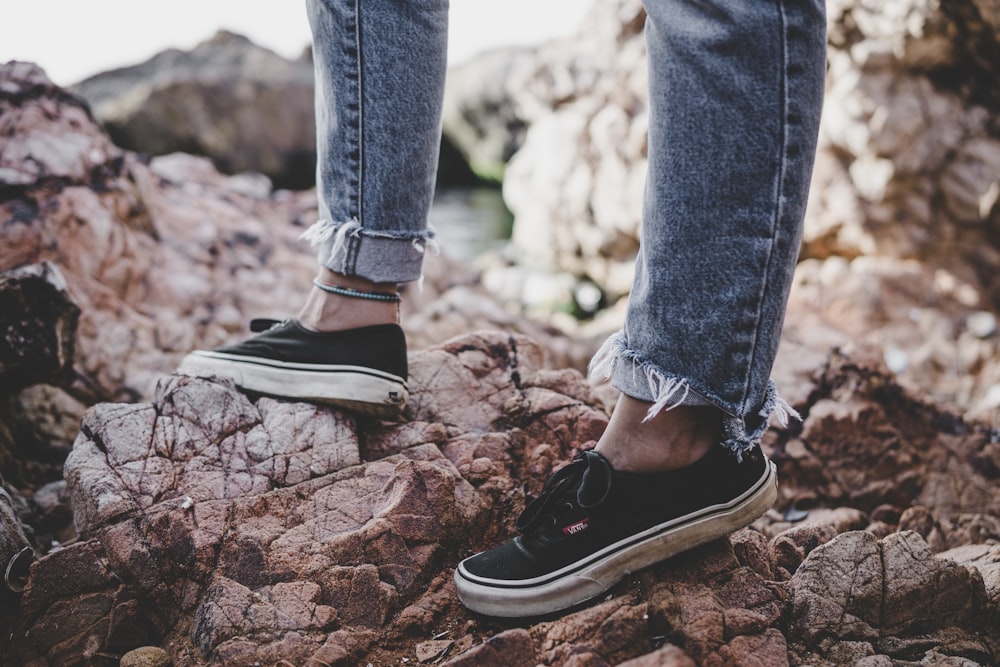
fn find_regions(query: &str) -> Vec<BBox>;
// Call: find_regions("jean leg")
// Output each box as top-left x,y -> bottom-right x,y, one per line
590,0 -> 827,455
303,0 -> 449,283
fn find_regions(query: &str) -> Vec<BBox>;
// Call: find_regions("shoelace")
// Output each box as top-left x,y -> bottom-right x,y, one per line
515,450 -> 614,534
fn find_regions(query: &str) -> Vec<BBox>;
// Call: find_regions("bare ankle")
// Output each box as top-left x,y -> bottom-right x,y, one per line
297,269 -> 400,332
594,396 -> 721,473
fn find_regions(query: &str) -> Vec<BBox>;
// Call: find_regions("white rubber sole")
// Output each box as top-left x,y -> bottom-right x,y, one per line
455,461 -> 778,618
177,351 -> 408,418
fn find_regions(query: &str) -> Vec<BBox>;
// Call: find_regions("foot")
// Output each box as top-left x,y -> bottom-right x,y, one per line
454,444 -> 776,617
177,318 -> 408,418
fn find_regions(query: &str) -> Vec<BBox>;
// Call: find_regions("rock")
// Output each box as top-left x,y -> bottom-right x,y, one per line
11,346 -> 1000,663
12,332 -> 611,664
771,351 -> 1000,520
787,530 -> 994,663
782,256 -> 1000,421
616,644 -> 695,667
768,513 -> 858,574
442,629 -> 537,667
0,261 -> 79,393
119,646 -> 171,667
939,543 -> 1000,606
502,0 -> 648,301
442,47 -> 536,181
415,639 -> 453,662
1,61 -> 317,407
28,479 -> 76,545
72,31 -> 316,190
0,483 -> 33,593
71,30 -> 479,190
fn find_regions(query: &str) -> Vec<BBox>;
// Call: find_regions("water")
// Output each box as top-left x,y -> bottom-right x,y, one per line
428,186 -> 513,263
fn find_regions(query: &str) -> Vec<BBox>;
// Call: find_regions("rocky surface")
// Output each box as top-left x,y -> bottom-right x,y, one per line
6,333 -> 1000,665
0,60 -> 577,471
0,60 -> 590,651
2,0 -> 1000,663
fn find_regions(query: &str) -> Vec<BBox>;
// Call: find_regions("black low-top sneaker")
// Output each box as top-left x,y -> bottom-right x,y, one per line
177,319 -> 408,418
455,444 -> 777,617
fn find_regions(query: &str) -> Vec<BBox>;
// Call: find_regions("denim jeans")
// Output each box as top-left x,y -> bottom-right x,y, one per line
302,0 -> 448,283
303,0 -> 827,454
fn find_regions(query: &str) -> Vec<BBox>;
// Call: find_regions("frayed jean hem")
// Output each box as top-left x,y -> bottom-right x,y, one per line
588,331 -> 800,459
301,219 -> 438,284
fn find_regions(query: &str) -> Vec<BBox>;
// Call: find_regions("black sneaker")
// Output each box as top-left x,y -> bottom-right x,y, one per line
454,444 -> 777,617
177,319 -> 408,418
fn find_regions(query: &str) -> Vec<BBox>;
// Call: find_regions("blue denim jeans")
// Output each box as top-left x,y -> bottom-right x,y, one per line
302,0 -> 448,283
303,0 -> 827,454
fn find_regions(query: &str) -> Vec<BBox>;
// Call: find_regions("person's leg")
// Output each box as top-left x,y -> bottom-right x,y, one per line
456,0 -> 826,617
591,0 -> 826,466
179,0 -> 448,416
300,0 -> 449,322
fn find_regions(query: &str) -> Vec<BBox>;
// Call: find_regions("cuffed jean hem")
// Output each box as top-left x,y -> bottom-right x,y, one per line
301,219 -> 438,284
588,331 -> 800,459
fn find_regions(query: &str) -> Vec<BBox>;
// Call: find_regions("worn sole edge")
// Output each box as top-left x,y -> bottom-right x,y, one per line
177,351 -> 408,418
454,461 -> 778,618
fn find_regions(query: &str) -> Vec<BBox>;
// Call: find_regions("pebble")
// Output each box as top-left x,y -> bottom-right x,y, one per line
120,646 -> 171,667
967,311 -> 997,339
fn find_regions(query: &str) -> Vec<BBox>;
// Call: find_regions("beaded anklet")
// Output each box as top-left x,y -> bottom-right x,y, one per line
313,278 -> 401,303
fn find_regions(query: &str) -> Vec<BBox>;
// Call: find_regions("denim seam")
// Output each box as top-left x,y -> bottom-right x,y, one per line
739,0 -> 790,419
352,0 -> 364,227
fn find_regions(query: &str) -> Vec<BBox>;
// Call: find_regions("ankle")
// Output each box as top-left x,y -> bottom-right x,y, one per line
297,269 -> 400,332
594,397 -> 721,473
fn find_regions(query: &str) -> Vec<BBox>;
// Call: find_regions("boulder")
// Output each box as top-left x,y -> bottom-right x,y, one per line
70,30 -> 479,189
71,31 -> 316,190
9,332 -> 1000,665
10,331 -> 610,665
788,530 -> 997,664
770,350 -> 1000,520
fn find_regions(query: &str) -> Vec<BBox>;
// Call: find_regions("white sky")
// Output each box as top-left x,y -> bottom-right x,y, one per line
1,0 -> 592,86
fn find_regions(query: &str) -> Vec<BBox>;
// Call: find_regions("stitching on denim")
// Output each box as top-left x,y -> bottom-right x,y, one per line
352,0 -> 365,225
740,0 -> 791,418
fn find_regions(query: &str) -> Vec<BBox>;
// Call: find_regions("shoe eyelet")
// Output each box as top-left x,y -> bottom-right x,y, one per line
559,501 -> 575,515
